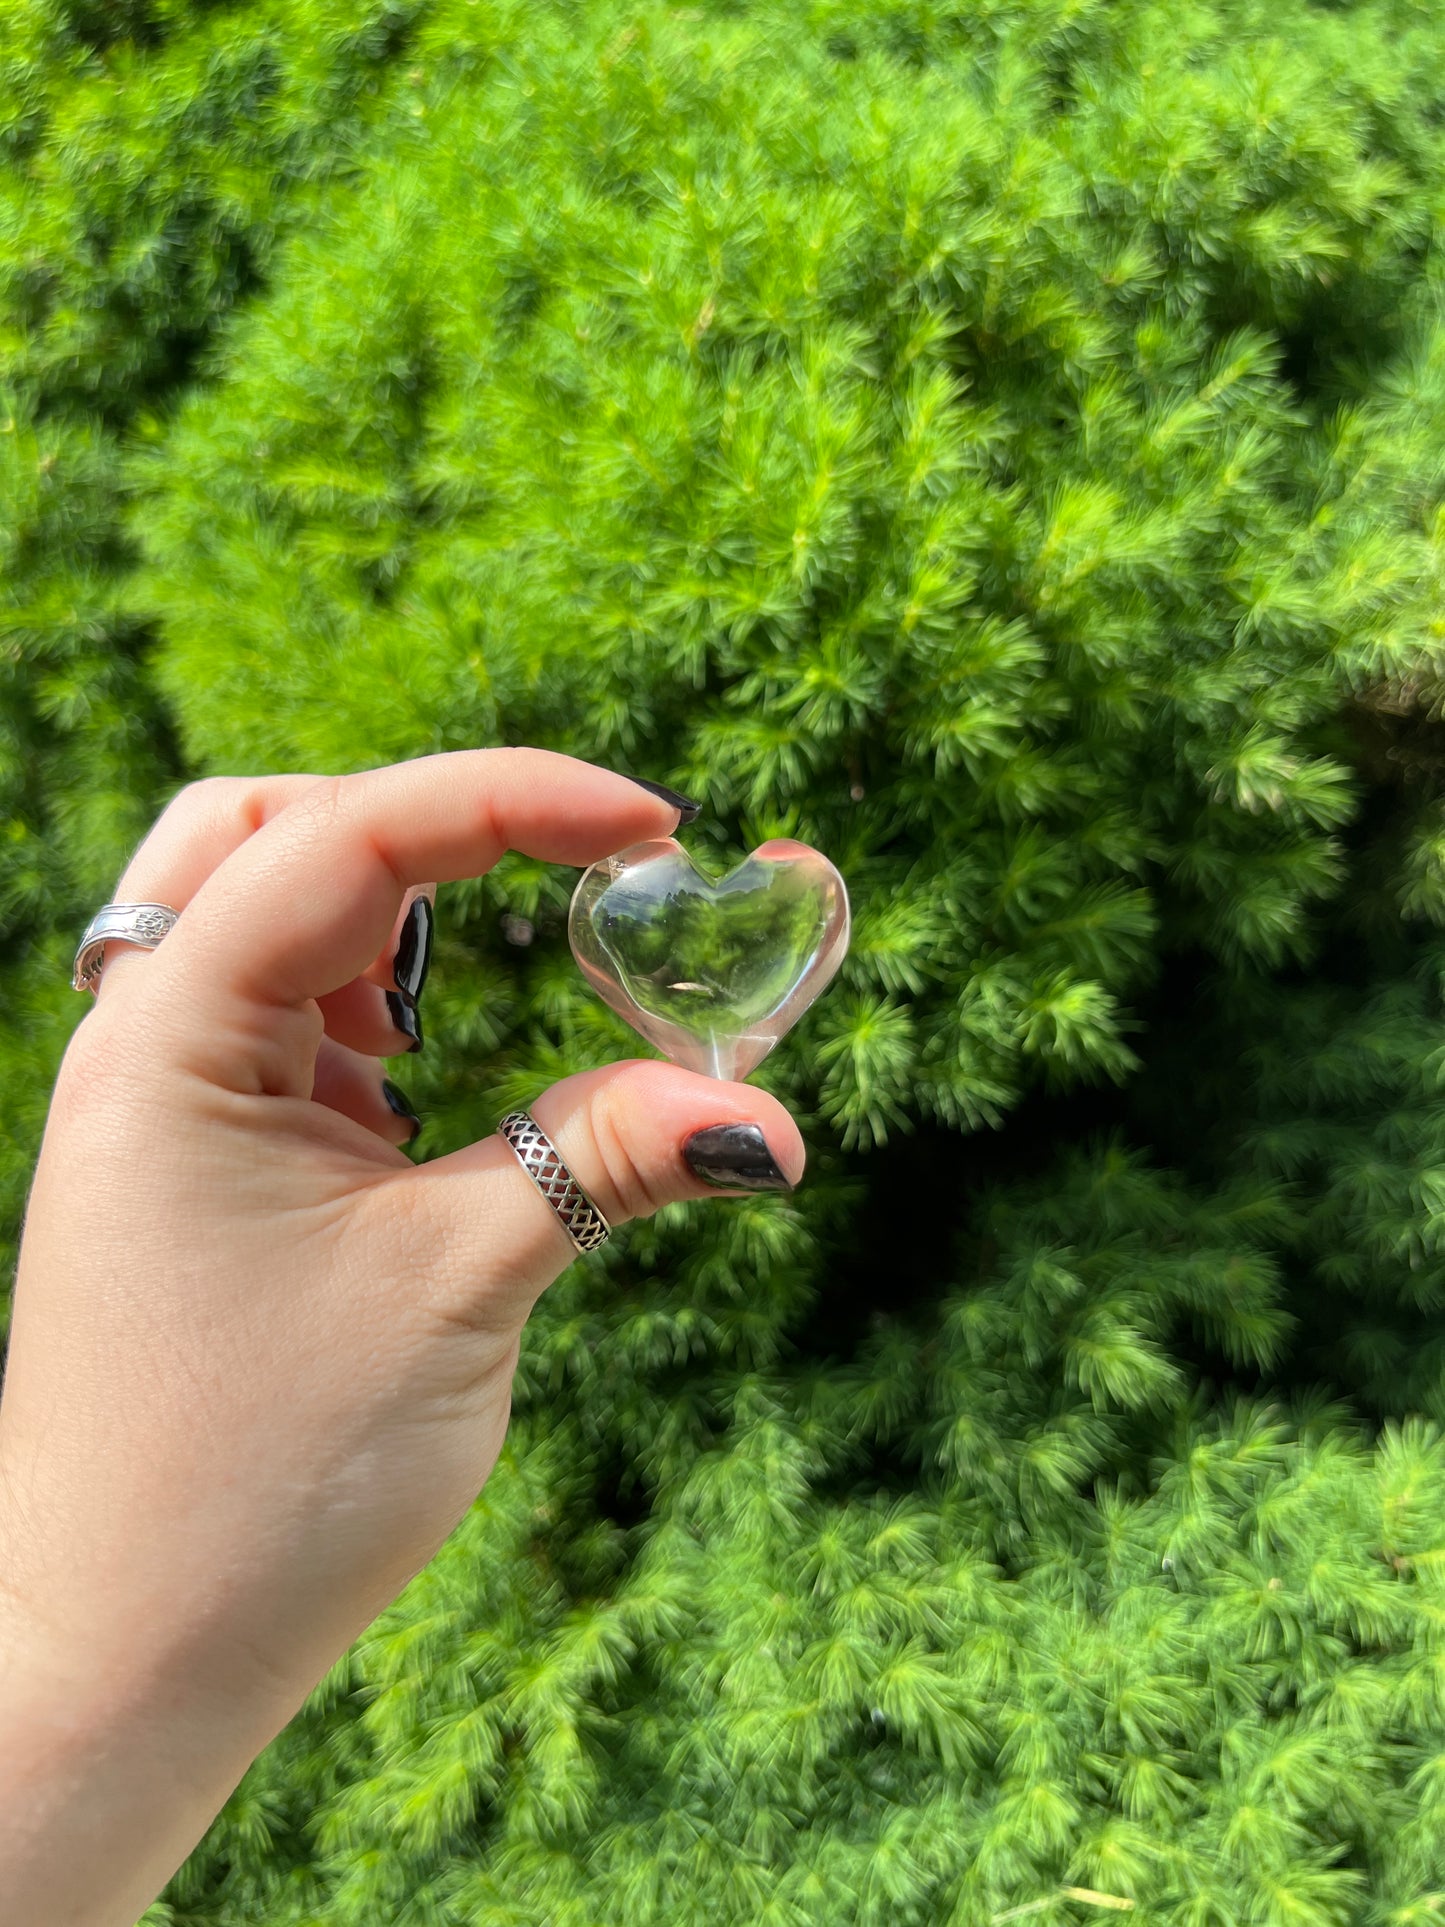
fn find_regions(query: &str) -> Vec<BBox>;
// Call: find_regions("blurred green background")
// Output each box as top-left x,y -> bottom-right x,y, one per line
6,0 -> 1445,1920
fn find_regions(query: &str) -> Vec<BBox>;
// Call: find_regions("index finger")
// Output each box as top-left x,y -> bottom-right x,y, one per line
132,751 -> 688,1091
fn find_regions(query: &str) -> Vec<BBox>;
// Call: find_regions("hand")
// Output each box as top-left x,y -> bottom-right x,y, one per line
0,750 -> 803,1927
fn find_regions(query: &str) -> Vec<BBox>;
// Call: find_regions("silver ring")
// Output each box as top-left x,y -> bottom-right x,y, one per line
71,901 -> 181,995
497,1111 -> 611,1254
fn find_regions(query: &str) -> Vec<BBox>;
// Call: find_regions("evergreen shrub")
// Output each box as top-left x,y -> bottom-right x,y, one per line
5,0 -> 1445,1919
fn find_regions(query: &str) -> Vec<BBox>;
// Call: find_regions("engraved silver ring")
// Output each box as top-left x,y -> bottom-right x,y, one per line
72,902 -> 182,995
497,1111 -> 611,1255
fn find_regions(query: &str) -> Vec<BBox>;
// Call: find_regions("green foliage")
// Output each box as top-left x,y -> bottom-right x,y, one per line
6,0 -> 1445,1919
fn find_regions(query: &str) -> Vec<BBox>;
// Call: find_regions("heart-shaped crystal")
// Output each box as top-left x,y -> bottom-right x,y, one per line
569,837 -> 850,1080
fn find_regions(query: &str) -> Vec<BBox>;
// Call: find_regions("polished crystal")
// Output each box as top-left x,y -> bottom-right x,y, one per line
569,837 -> 850,1080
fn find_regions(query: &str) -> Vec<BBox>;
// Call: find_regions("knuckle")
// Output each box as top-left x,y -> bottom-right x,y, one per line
587,1095 -> 669,1223
288,772 -> 353,830
279,774 -> 389,873
281,774 -> 407,895
166,774 -> 247,826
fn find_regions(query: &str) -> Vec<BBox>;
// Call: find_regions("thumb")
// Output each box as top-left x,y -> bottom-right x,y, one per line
401,1060 -> 805,1326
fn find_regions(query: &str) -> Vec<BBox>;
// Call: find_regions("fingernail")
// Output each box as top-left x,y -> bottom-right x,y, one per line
394,895 -> 434,1002
623,776 -> 702,824
386,990 -> 423,1053
683,1123 -> 794,1192
382,1079 -> 422,1141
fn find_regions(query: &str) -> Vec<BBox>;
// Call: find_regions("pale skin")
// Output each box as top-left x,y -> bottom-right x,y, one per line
0,750 -> 804,1927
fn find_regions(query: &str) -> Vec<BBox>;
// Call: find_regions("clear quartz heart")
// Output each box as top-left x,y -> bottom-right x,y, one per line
568,837 -> 851,1080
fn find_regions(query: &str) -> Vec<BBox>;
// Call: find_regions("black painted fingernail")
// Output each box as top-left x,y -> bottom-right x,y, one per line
386,989 -> 423,1053
683,1123 -> 794,1192
394,895 -> 434,1002
382,1079 -> 422,1141
623,776 -> 702,824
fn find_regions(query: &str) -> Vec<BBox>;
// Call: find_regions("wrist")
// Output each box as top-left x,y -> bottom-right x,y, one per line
0,1471 -> 298,1927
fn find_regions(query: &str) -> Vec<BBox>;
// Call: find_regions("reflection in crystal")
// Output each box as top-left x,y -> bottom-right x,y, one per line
569,838 -> 850,1081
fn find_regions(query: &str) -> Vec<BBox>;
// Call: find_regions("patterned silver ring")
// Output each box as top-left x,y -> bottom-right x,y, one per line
497,1111 -> 611,1255
72,901 -> 182,995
